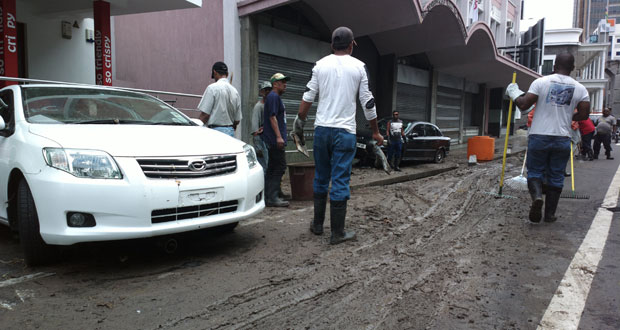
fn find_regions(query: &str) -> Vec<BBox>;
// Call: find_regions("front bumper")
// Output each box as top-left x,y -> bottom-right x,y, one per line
27,154 -> 264,245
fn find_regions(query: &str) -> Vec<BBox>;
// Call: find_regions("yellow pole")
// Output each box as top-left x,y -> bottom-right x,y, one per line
570,142 -> 575,193
498,72 -> 517,196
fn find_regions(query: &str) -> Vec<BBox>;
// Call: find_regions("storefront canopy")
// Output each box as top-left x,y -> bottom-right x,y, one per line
238,0 -> 539,88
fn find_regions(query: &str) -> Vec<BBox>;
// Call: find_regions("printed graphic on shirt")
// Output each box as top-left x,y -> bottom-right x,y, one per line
545,83 -> 575,106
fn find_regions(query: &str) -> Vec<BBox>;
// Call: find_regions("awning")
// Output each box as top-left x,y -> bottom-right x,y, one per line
239,0 -> 540,88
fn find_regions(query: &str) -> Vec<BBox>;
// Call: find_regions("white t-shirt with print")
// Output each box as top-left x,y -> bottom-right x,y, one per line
527,73 -> 589,137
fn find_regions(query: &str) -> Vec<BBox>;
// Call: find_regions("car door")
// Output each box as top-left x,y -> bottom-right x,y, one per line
404,123 -> 426,160
0,89 -> 15,221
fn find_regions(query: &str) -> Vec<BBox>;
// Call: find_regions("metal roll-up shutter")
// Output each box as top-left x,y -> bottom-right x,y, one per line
436,86 -> 462,144
258,53 -> 318,163
395,83 -> 428,121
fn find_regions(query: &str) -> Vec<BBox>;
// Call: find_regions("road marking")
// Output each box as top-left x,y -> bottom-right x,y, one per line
0,272 -> 55,288
538,163 -> 620,329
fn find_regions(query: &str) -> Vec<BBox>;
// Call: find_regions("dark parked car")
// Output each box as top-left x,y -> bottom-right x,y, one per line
356,118 -> 451,164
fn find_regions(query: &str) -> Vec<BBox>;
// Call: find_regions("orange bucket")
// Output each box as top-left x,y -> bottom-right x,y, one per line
467,136 -> 495,161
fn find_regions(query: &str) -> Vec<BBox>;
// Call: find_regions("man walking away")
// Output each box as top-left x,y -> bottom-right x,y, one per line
262,73 -> 290,207
506,52 -> 590,223
578,117 -> 595,160
294,26 -> 384,244
387,111 -> 405,171
198,61 -> 242,137
251,81 -> 272,174
593,107 -> 616,160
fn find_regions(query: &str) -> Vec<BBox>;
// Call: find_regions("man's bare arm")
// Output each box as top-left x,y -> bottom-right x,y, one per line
573,101 -> 591,121
515,93 -> 538,111
199,112 -> 210,125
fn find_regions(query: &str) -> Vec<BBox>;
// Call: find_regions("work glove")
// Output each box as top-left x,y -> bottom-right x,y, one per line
293,115 -> 306,145
506,83 -> 525,102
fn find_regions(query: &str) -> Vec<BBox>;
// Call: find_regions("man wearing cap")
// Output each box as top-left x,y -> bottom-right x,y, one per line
262,73 -> 291,207
197,61 -> 242,137
251,81 -> 272,174
294,26 -> 384,244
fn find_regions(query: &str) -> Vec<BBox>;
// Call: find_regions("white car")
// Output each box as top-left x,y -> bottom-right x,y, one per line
0,84 -> 264,265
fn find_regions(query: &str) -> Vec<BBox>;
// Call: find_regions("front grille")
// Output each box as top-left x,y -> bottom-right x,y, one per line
137,155 -> 237,179
151,200 -> 238,224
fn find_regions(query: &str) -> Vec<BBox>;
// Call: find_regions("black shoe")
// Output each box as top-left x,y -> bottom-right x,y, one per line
265,177 -> 289,207
544,187 -> 562,223
607,155 -> 614,160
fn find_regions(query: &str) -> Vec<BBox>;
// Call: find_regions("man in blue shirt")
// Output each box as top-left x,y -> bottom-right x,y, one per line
262,73 -> 290,207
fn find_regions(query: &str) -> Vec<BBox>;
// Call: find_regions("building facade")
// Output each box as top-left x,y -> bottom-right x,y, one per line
574,0 -> 620,42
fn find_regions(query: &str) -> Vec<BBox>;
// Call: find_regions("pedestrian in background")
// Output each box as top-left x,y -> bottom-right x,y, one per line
197,61 -> 242,137
387,111 -> 405,171
506,52 -> 590,223
294,26 -> 384,244
262,73 -> 290,207
251,81 -> 272,174
578,117 -> 595,160
593,107 -> 617,160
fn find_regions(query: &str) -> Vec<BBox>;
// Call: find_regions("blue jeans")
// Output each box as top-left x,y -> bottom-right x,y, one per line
253,135 -> 268,175
211,126 -> 235,137
527,134 -> 570,188
387,139 -> 403,162
313,126 -> 356,201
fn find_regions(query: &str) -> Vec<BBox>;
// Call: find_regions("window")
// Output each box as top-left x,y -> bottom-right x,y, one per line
542,60 -> 554,75
411,124 -> 425,137
425,125 -> 441,137
616,51 -> 620,56
0,90 -> 14,136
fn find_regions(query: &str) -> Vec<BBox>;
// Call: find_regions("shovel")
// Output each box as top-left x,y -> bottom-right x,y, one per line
290,131 -> 309,158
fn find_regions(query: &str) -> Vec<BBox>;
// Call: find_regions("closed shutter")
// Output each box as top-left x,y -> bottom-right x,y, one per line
436,86 -> 461,144
258,53 -> 317,162
395,83 -> 428,121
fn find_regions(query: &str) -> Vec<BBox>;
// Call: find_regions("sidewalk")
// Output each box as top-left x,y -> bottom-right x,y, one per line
280,133 -> 528,196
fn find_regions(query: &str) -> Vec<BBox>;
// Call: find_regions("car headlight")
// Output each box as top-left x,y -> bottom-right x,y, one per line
243,144 -> 258,169
43,148 -> 122,179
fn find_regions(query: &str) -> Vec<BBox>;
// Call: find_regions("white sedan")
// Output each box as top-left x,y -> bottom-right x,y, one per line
0,84 -> 264,265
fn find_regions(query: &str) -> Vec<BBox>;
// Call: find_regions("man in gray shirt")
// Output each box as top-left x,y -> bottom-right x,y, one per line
593,107 -> 617,160
251,81 -> 271,174
197,61 -> 242,137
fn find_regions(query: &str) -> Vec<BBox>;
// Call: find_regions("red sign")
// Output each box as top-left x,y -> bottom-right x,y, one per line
94,1 -> 112,85
0,0 -> 17,87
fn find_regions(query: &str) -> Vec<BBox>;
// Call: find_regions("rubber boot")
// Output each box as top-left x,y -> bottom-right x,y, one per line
527,178 -> 543,223
329,200 -> 356,245
394,156 -> 402,171
265,177 -> 289,207
310,193 -> 327,235
544,186 -> 562,223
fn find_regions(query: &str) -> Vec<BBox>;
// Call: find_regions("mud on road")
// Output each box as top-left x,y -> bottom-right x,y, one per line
0,155 -> 593,329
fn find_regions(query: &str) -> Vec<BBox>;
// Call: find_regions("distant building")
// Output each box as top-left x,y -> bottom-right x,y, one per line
574,0 -> 620,42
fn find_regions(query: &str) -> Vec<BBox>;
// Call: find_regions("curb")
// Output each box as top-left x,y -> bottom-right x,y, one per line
350,165 -> 459,190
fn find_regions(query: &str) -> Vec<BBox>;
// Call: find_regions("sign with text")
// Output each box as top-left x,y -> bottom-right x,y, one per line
0,0 -> 17,86
94,0 -> 112,85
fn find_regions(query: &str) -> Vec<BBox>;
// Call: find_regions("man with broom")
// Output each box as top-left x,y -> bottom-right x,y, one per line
506,52 -> 590,223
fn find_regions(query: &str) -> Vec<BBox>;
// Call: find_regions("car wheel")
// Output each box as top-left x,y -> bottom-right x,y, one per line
17,179 -> 56,266
434,148 -> 445,164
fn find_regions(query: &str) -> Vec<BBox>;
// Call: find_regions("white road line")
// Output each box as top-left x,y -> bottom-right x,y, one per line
0,272 -> 55,288
537,163 -> 620,330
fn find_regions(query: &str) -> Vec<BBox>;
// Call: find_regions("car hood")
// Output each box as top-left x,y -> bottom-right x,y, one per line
28,124 -> 245,157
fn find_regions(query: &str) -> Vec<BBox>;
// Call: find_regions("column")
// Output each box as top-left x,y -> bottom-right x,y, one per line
0,0 -> 17,87
430,70 -> 439,124
240,15 -> 258,144
599,89 -> 605,111
94,1 -> 112,86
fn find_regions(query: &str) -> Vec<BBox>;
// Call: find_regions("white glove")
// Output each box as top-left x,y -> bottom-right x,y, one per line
293,115 -> 306,145
506,83 -> 525,102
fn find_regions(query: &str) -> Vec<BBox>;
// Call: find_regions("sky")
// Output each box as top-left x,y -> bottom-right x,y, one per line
520,0 -> 574,32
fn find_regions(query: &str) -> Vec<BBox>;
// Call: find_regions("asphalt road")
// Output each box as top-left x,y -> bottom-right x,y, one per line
0,145 -> 618,329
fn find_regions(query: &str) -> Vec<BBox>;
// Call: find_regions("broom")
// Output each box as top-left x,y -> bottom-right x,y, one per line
505,150 -> 527,191
560,141 -> 589,199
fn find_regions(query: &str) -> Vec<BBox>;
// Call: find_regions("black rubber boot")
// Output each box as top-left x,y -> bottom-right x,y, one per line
310,193 -> 327,235
544,186 -> 562,223
265,177 -> 289,207
329,200 -> 356,245
527,178 -> 543,223
394,157 -> 402,171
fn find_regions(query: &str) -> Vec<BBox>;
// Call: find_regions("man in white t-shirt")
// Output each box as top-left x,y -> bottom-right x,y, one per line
506,52 -> 590,223
293,26 -> 384,245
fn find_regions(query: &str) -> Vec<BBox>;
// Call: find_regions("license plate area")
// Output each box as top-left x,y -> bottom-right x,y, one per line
179,187 -> 223,207
356,142 -> 367,149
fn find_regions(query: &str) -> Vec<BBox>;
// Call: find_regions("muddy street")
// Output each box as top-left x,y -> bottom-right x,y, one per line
0,153 -> 617,330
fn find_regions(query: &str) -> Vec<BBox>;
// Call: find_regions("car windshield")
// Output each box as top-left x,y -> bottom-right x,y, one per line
21,87 -> 195,126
